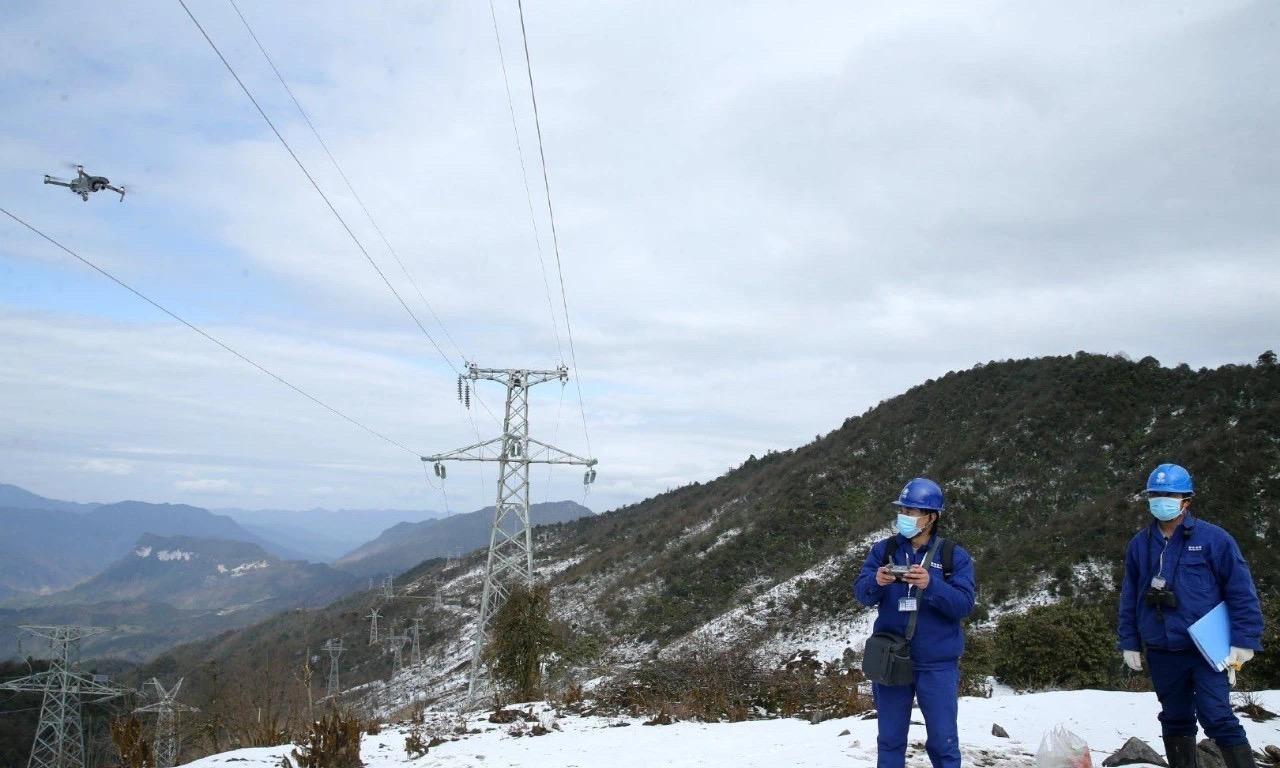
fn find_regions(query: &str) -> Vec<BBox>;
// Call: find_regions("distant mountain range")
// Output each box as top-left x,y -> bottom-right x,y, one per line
37,534 -> 359,610
215,506 -> 446,562
0,485 -> 305,595
0,533 -> 360,661
333,500 -> 594,578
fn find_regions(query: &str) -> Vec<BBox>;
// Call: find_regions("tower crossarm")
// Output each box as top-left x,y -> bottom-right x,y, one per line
0,672 -> 128,702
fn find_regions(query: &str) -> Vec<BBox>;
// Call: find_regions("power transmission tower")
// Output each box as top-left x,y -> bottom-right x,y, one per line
320,639 -> 345,699
381,575 -> 395,600
367,608 -> 381,645
0,625 -> 128,768
424,362 -> 597,704
410,619 -> 423,668
134,678 -> 197,768
384,634 -> 408,675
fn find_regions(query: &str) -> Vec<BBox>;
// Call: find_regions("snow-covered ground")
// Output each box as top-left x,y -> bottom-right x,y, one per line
182,690 -> 1280,768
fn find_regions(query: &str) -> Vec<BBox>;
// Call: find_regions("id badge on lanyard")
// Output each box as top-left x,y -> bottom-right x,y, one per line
898,597 -> 918,612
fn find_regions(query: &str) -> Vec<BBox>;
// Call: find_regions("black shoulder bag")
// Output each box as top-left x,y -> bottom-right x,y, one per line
861,536 -> 944,686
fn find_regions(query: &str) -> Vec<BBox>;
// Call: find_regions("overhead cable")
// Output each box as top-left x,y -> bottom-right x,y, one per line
175,0 -> 456,373
1,207 -> 423,458
226,0 -> 469,365
515,0 -> 593,456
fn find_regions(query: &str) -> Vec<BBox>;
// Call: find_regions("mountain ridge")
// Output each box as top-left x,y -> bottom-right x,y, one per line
131,353 -> 1280,727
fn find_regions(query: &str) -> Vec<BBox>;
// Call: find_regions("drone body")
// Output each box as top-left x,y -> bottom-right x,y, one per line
43,165 -> 126,202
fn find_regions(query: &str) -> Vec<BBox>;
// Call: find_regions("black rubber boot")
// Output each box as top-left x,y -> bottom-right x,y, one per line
1219,743 -> 1258,768
1163,735 -> 1199,768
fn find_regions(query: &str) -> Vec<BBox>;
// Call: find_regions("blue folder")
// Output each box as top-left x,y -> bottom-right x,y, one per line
1188,601 -> 1231,672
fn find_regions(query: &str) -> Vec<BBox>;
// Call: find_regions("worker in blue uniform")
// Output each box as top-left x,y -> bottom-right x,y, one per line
854,478 -> 976,768
1118,463 -> 1265,768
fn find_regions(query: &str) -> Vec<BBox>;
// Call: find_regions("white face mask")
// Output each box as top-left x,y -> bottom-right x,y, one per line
895,513 -> 923,538
1149,497 -> 1183,521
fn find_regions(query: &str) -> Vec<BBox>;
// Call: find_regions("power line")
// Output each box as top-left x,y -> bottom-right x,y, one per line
1,207 -> 423,458
225,0 -> 469,365
174,0 -> 457,374
487,0 -> 565,365
514,0 -> 593,456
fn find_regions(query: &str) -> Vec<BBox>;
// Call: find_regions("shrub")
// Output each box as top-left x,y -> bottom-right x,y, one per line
483,584 -> 558,702
291,707 -> 363,768
960,628 -> 995,697
994,601 -> 1119,690
593,640 -> 870,723
110,715 -> 154,768
403,725 -> 428,759
1239,591 -> 1280,691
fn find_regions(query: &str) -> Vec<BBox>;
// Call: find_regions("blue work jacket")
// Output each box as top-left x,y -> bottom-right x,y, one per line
853,533 -> 977,665
1117,514 -> 1263,652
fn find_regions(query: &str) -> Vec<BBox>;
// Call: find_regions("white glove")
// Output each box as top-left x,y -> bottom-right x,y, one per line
1227,647 -> 1254,667
1226,646 -> 1254,686
1123,650 -> 1143,671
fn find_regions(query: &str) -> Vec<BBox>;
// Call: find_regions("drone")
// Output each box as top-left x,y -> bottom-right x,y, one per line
43,165 -> 126,202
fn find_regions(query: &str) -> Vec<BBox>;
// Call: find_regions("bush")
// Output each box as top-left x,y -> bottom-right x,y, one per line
291,707 -> 362,768
484,584 -> 558,702
110,715 -> 153,768
593,640 -> 870,723
403,725 -> 428,759
1239,591 -> 1280,691
960,628 -> 995,697
994,601 -> 1119,690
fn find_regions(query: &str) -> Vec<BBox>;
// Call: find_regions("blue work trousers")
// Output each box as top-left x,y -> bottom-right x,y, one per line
1147,648 -> 1247,746
873,662 -> 961,768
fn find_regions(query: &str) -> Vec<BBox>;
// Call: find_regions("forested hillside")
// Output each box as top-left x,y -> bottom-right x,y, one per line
126,353 -> 1279,755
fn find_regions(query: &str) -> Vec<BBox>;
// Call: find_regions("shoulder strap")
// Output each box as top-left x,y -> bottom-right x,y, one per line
941,539 -> 956,578
904,537 -> 944,642
880,536 -> 900,566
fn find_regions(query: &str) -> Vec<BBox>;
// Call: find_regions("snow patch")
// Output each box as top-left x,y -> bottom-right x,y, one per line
225,560 -> 270,576
155,549 -> 193,561
179,690 -> 1280,768
133,546 -> 152,558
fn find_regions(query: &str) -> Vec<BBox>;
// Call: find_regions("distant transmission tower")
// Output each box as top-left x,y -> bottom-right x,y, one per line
381,575 -> 395,600
367,608 -> 381,645
410,619 -> 423,668
320,639 -> 345,699
0,625 -> 127,768
134,678 -> 197,768
424,363 -> 597,703
385,634 -> 408,675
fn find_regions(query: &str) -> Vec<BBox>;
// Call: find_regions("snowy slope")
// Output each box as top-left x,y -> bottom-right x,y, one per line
181,690 -> 1280,768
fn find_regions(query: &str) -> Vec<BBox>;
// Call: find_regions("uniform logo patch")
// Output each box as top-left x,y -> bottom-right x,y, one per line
930,562 -> 943,569
1187,545 -> 1203,552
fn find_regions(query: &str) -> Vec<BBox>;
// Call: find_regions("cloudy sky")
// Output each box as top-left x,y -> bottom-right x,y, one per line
1,0 -> 1277,516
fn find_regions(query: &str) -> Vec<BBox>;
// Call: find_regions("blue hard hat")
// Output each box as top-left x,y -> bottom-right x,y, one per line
891,477 -> 945,511
1145,463 -> 1194,496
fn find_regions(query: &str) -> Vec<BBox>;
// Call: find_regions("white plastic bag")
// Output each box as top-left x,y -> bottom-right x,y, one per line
1036,725 -> 1093,768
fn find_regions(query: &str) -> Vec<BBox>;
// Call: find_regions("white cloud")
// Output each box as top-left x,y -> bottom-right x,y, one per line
82,458 -> 135,476
174,478 -> 242,494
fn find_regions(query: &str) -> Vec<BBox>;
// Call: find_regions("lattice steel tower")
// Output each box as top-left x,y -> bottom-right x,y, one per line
410,619 -> 423,668
320,639 -> 345,699
367,608 -> 381,645
0,625 -> 127,768
134,678 -> 197,768
424,362 -> 597,703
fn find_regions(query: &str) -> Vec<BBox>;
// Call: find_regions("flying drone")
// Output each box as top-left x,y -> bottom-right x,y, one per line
43,165 -> 126,202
